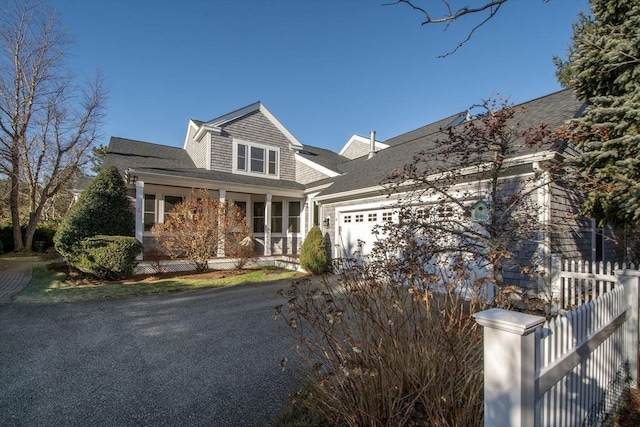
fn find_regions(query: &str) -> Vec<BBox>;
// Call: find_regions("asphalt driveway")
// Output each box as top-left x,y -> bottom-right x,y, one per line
0,280 -> 303,426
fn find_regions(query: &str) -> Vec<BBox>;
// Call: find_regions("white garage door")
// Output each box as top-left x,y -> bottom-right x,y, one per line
338,209 -> 392,258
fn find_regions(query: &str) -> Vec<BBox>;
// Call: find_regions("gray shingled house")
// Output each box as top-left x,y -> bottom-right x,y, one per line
105,89 -> 614,282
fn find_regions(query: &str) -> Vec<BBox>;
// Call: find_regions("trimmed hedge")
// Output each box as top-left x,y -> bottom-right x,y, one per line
74,235 -> 142,280
300,225 -> 329,275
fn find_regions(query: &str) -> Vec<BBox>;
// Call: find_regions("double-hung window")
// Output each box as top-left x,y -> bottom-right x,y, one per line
288,201 -> 301,233
253,202 -> 265,233
271,202 -> 283,233
163,196 -> 184,221
235,140 -> 279,177
143,194 -> 156,231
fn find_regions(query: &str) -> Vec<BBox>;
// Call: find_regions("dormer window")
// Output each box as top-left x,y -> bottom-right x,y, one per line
234,140 -> 279,178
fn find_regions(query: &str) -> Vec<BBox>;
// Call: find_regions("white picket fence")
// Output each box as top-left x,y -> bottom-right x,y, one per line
550,255 -> 637,310
474,267 -> 640,427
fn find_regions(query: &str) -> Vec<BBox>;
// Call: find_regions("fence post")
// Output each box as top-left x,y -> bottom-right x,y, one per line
474,308 -> 546,427
617,268 -> 640,386
549,254 -> 562,313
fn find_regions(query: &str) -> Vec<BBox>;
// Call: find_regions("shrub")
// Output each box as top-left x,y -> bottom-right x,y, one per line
74,235 -> 142,280
0,222 -> 58,253
55,166 -> 133,258
276,263 -> 486,426
152,189 -> 250,272
299,226 -> 328,275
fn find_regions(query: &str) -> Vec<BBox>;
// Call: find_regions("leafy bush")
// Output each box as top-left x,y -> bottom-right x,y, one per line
0,222 -> 58,253
55,166 -> 133,259
74,235 -> 142,280
299,226 -> 328,275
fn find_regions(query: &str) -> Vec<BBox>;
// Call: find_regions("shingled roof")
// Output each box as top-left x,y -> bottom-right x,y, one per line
318,89 -> 585,199
298,144 -> 350,173
105,136 -> 305,191
106,137 -> 196,173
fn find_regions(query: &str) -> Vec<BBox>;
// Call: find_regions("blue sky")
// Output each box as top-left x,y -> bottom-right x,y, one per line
51,0 -> 590,152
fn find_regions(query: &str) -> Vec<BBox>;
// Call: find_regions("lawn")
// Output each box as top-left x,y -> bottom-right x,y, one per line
15,263 -> 298,303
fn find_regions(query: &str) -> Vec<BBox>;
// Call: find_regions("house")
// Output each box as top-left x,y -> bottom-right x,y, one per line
105,89 -> 617,283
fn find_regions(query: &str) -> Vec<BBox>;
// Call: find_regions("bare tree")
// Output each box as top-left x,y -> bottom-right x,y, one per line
152,189 -> 252,272
378,97 -> 556,305
387,0 -> 509,56
0,0 -> 105,251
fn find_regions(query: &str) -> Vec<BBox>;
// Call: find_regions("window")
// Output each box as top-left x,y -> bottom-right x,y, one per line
343,215 -> 352,223
164,196 -> 184,221
234,201 -> 247,217
382,212 -> 393,222
237,144 -> 247,171
271,201 -> 283,233
268,150 -> 278,175
143,194 -> 156,231
253,202 -> 265,233
288,201 -> 301,233
368,213 -> 377,222
355,214 -> 364,223
234,141 -> 279,177
251,146 -> 264,173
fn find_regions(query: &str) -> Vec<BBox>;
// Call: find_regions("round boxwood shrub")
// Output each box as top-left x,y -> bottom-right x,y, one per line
300,225 -> 329,275
55,166 -> 134,259
74,235 -> 142,280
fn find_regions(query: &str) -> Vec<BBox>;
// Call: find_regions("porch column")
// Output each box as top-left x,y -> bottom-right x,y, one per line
218,189 -> 226,257
265,193 -> 272,256
135,181 -> 144,260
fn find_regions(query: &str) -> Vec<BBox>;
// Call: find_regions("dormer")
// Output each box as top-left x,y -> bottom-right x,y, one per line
183,102 -> 303,182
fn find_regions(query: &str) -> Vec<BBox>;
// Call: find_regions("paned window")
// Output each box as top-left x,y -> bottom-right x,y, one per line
382,211 -> 393,222
143,194 -> 156,231
271,201 -> 283,233
355,214 -> 364,223
164,196 -> 184,221
368,213 -> 377,222
237,144 -> 247,171
235,141 -> 278,177
343,215 -> 352,223
251,146 -> 264,173
288,201 -> 301,233
234,201 -> 247,216
253,202 -> 265,233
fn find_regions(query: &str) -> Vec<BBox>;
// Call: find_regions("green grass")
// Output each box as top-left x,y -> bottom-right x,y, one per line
15,266 -> 297,303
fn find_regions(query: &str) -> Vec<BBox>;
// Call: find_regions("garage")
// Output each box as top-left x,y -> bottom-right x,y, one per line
336,208 -> 394,259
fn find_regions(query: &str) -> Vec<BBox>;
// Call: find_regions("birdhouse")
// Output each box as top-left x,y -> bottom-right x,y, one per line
470,199 -> 489,223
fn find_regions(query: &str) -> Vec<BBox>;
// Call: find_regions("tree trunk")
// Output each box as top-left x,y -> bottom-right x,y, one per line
10,147 -> 24,251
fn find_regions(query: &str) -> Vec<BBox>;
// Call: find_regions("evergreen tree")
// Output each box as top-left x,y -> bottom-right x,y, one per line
300,225 -> 329,275
556,0 -> 640,226
54,166 -> 134,258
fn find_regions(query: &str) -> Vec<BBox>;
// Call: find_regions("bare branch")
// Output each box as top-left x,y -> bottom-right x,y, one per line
385,0 -> 508,56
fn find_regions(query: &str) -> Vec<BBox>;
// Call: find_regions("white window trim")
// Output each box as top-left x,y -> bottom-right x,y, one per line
233,139 -> 280,179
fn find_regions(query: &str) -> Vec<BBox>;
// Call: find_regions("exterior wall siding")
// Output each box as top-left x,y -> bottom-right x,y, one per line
342,141 -> 370,160
296,161 -> 330,185
549,181 -> 593,260
183,125 -> 208,168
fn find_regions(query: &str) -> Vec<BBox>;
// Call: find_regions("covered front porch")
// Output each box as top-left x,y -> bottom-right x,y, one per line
126,171 -> 312,259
